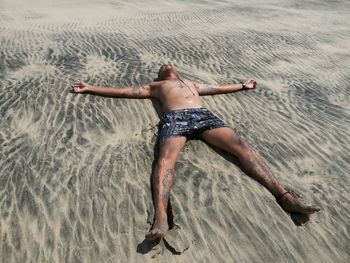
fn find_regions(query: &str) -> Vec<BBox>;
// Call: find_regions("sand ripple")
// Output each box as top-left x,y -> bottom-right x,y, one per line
1,0 -> 350,262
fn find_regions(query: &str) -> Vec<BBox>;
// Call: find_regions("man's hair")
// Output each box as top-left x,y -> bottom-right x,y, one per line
154,67 -> 162,81
154,64 -> 178,81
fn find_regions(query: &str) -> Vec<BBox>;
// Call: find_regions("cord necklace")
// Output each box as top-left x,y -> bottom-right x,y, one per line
177,76 -> 196,96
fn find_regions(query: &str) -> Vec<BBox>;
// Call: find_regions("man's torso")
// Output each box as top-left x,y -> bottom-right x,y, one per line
151,79 -> 204,112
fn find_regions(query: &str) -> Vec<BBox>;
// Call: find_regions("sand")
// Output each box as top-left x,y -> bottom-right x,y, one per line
0,0 -> 350,262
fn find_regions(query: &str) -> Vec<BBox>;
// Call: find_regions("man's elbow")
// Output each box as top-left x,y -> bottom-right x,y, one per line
199,84 -> 219,95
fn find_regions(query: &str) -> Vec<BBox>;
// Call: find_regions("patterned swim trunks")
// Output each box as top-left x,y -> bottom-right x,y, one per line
159,108 -> 228,142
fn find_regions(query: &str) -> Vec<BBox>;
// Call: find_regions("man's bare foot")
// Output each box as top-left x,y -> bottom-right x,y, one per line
145,220 -> 169,240
277,192 -> 320,215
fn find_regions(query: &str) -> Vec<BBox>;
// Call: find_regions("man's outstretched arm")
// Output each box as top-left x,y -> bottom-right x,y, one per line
194,79 -> 257,96
71,81 -> 155,98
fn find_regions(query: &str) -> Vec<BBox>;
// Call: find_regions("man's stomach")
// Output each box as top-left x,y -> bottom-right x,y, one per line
161,97 -> 205,112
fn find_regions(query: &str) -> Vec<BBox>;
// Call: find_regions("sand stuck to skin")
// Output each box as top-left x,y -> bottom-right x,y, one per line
0,0 -> 350,262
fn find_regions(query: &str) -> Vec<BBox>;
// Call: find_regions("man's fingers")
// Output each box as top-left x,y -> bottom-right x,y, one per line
72,82 -> 84,89
244,79 -> 257,89
71,85 -> 80,93
71,81 -> 82,93
249,79 -> 257,88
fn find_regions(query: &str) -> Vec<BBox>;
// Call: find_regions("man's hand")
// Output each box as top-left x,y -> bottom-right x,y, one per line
71,81 -> 92,93
243,79 -> 257,89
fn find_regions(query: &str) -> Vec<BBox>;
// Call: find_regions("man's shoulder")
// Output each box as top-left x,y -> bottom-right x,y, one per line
150,80 -> 166,86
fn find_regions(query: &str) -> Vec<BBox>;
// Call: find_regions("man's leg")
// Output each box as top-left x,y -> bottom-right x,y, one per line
201,127 -> 320,214
146,136 -> 187,240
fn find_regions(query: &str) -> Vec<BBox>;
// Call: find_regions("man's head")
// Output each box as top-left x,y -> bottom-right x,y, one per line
157,63 -> 178,81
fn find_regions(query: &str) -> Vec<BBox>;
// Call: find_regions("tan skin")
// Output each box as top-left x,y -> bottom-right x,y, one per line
72,64 -> 320,240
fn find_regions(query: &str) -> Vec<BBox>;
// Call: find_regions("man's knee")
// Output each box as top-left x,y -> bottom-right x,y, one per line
157,154 -> 176,169
231,133 -> 251,153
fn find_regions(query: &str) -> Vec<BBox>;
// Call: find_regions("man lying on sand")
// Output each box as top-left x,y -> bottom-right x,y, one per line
72,63 -> 320,240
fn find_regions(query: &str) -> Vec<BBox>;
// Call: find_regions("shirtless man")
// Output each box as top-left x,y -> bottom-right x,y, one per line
72,63 -> 320,240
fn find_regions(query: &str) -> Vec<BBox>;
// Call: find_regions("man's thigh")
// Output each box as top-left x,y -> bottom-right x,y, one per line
158,136 -> 187,162
200,127 -> 243,155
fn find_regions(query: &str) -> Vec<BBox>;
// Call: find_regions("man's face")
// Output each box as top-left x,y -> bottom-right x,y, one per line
158,63 -> 177,80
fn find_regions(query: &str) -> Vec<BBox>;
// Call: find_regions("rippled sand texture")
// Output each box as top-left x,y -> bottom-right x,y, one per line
1,0 -> 350,262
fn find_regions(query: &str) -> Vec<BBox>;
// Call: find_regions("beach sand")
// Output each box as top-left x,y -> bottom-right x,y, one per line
0,0 -> 349,262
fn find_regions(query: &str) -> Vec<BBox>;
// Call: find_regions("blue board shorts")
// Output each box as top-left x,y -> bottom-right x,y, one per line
159,108 -> 229,142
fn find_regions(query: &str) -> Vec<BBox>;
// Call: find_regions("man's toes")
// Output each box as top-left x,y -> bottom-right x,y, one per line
145,229 -> 164,240
145,233 -> 154,240
278,193 -> 320,215
145,231 -> 156,240
303,205 -> 320,214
